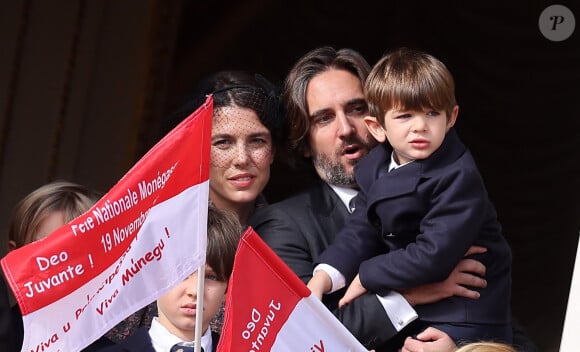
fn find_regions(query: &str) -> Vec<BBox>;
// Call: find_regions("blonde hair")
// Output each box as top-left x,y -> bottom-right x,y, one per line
8,181 -> 100,248
456,341 -> 517,352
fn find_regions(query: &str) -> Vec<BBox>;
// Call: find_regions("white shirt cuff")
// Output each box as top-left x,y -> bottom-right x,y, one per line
376,291 -> 418,332
313,263 -> 346,293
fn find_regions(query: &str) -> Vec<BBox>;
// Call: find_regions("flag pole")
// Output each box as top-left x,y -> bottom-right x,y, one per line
194,262 -> 205,352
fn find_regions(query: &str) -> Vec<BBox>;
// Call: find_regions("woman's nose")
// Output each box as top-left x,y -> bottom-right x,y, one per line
233,143 -> 250,165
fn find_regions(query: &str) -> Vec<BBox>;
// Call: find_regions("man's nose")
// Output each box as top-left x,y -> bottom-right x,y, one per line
337,113 -> 355,136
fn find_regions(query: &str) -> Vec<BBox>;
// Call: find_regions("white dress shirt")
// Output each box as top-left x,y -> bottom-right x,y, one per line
149,317 -> 212,352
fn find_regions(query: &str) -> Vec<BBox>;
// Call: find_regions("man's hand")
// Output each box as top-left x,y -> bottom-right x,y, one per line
400,327 -> 457,352
339,274 -> 367,307
307,270 -> 332,300
400,245 -> 487,306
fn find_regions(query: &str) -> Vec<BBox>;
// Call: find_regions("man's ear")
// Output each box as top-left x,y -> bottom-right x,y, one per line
447,105 -> 459,130
303,145 -> 311,158
363,116 -> 387,143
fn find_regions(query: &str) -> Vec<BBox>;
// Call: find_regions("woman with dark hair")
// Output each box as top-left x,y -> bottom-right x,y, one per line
163,70 -> 285,225
101,70 -> 286,343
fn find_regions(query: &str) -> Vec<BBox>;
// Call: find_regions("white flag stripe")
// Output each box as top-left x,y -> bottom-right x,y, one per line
560,232 -> 580,351
271,294 -> 368,351
21,181 -> 208,352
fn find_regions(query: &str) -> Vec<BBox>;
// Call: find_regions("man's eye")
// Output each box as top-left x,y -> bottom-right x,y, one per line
348,104 -> 368,116
426,111 -> 440,117
316,114 -> 333,124
396,114 -> 411,119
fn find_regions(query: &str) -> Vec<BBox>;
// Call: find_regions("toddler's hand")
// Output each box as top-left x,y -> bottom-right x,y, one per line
339,274 -> 367,307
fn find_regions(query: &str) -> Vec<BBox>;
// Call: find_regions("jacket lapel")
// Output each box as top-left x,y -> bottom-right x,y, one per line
309,180 -> 349,242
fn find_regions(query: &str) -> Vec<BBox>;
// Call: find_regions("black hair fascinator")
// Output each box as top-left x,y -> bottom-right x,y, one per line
253,73 -> 286,133
161,72 -> 286,143
210,73 -> 286,135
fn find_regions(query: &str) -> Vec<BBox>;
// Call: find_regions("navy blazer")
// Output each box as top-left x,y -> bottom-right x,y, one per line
318,128 -> 512,325
249,180 -> 398,350
93,328 -> 219,352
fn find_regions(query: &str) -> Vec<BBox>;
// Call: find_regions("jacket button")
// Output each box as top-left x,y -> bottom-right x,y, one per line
383,232 -> 395,239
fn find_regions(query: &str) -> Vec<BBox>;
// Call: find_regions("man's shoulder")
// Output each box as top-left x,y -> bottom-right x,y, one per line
250,181 -> 336,226
267,181 -> 331,209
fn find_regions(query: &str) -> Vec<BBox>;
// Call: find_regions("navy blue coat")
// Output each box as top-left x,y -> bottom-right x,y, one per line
318,128 -> 512,325
93,328 -> 218,352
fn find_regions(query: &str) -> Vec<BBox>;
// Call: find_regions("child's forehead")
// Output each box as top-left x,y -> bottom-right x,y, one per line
389,100 -> 437,112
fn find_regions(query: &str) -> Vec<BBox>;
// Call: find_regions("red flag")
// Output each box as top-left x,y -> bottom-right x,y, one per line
218,227 -> 367,351
1,97 -> 213,352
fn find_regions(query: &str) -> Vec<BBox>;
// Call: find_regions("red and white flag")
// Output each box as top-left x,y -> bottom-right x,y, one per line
217,227 -> 367,352
1,97 -> 213,352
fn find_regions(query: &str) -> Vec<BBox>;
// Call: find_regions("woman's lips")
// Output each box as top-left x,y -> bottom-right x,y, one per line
229,173 -> 256,188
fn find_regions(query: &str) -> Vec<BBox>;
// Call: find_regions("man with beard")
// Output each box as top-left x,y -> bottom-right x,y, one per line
249,46 -> 488,351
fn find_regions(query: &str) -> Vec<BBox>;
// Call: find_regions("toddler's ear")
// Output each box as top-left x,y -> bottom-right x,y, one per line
447,105 -> 459,130
363,116 -> 387,142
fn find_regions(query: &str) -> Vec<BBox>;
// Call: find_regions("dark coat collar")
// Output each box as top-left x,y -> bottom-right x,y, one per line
355,128 -> 467,198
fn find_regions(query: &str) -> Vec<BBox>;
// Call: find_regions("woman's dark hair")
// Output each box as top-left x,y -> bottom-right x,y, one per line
161,70 -> 286,148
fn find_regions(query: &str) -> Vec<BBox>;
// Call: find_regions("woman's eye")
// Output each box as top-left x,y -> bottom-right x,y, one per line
250,138 -> 267,145
426,111 -> 440,117
206,274 -> 218,281
396,113 -> 411,119
212,139 -> 231,148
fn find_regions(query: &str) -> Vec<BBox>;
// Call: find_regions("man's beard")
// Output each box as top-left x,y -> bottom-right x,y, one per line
311,134 -> 377,187
312,153 -> 358,187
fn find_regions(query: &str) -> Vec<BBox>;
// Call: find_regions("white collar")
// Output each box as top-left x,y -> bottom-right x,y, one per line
149,317 -> 212,352
389,152 -> 414,172
328,184 -> 358,211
